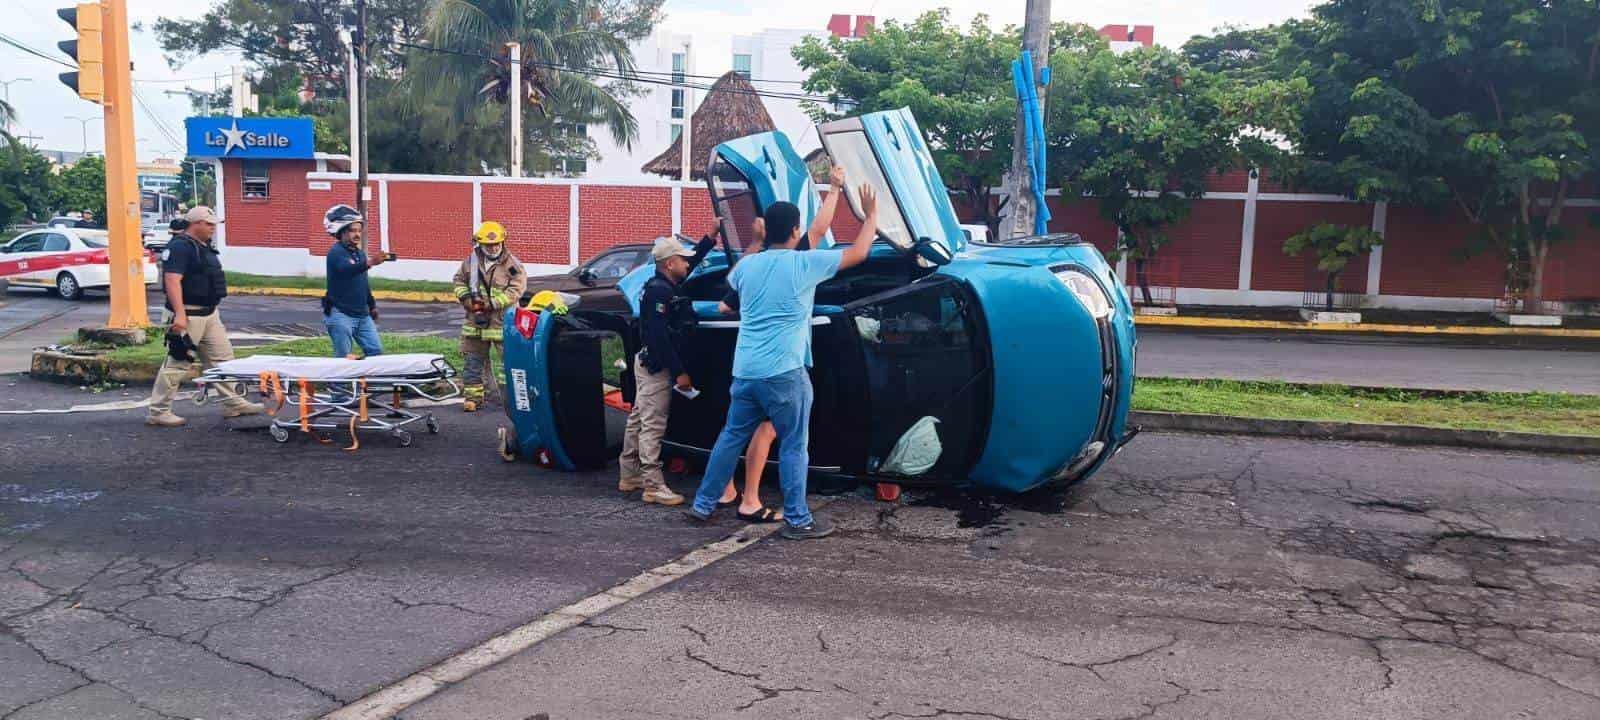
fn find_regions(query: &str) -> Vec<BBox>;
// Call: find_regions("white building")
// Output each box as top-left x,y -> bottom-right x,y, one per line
583,15 -> 874,183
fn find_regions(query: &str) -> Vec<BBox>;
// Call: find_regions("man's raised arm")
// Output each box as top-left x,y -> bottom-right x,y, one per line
806,165 -> 847,242
837,185 -> 879,271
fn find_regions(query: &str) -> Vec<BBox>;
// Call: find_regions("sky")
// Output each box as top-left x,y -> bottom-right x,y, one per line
3,0 -> 1319,163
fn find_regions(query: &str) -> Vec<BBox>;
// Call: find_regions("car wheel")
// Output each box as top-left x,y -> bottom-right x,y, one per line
56,272 -> 83,301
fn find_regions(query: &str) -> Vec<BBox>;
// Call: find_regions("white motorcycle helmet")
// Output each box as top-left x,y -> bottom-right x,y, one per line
323,204 -> 364,237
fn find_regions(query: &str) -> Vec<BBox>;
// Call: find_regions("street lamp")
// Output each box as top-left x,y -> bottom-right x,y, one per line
0,77 -> 31,135
65,114 -> 101,155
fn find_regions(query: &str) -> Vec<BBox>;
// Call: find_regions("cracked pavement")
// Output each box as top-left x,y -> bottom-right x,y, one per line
0,384 -> 730,720
402,433 -> 1600,720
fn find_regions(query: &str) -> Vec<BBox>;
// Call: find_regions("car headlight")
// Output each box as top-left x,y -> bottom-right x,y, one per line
1054,268 -> 1113,319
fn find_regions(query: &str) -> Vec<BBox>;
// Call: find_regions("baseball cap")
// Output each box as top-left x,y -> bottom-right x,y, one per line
650,236 -> 696,262
184,206 -> 223,224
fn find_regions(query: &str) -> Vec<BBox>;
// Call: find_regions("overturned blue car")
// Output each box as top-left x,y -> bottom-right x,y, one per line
500,108 -> 1137,493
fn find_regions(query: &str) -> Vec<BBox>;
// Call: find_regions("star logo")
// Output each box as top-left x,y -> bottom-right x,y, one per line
219,121 -> 248,155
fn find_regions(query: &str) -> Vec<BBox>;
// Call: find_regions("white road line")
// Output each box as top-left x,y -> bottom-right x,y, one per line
321,516 -> 804,720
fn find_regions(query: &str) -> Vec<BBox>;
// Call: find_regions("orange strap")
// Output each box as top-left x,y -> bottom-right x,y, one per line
359,379 -> 369,422
345,379 -> 368,452
298,378 -> 311,432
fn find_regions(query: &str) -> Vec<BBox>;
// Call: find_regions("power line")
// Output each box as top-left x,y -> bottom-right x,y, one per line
132,84 -> 184,151
0,32 -> 75,69
384,40 -> 840,105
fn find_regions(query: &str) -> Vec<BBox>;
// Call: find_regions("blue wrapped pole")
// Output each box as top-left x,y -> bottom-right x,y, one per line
1011,51 -> 1052,236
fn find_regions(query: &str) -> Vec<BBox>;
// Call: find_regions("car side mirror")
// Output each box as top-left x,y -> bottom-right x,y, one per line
578,268 -> 599,286
913,237 -> 953,266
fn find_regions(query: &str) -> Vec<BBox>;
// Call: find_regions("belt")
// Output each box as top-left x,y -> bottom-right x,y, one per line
184,305 -> 216,316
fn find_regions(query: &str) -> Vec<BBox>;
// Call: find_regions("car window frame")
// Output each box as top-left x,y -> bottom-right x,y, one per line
40,233 -> 71,253
586,248 -> 643,281
6,232 -> 46,254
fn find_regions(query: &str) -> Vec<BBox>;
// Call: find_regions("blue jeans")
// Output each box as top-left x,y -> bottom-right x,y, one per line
692,368 -> 814,527
325,310 -> 383,358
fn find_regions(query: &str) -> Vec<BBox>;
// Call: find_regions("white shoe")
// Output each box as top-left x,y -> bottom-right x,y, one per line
146,412 -> 188,427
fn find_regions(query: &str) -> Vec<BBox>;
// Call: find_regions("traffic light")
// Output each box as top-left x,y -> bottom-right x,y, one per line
57,2 -> 104,103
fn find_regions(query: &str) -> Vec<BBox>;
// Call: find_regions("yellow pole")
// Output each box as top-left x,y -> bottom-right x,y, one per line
100,0 -> 147,328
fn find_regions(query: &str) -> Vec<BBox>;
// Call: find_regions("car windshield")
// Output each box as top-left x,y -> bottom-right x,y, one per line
821,130 -> 912,250
974,232 -> 1086,247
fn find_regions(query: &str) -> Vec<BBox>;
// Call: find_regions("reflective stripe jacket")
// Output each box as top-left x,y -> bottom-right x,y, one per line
451,250 -> 527,338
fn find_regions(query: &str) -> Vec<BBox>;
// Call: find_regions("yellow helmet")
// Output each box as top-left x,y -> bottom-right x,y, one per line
474,221 -> 507,245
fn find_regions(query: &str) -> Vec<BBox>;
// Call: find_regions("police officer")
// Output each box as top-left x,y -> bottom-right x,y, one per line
451,221 -> 527,412
617,231 -> 719,506
146,206 -> 264,427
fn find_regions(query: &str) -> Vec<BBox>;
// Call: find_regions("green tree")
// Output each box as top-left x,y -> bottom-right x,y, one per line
0,144 -> 61,226
53,156 -> 107,222
1268,0 -> 1600,305
1048,41 -> 1304,303
407,0 -> 660,172
0,99 -> 16,145
794,10 -> 1023,236
1282,223 -> 1383,311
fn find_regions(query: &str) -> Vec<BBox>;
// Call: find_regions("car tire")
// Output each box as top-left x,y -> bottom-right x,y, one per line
56,272 -> 83,301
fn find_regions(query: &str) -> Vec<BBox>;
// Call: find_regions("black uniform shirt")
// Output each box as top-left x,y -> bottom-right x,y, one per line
161,234 -> 228,310
638,234 -> 719,376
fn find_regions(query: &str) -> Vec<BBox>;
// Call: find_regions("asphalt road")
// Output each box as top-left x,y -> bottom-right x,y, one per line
1137,327 -> 1598,393
2,375 -> 1597,719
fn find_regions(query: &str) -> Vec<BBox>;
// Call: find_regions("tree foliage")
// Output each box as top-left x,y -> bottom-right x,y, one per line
1283,222 -> 1383,310
53,156 -> 107,222
1259,0 -> 1600,302
1047,36 -> 1305,302
0,144 -> 60,228
794,10 -> 1021,236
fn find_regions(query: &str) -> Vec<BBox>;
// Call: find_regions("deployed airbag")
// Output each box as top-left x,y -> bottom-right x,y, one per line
879,416 -> 942,476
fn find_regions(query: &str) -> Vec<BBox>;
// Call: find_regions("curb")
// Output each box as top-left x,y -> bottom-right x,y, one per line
231,286 -> 457,304
29,349 -> 173,385
1134,314 -> 1600,339
1132,410 -> 1600,455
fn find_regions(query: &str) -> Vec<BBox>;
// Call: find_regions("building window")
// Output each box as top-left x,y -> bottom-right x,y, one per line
733,53 -> 752,79
555,123 -> 588,176
670,124 -> 682,142
241,160 -> 270,199
671,52 -> 685,84
670,89 -> 685,120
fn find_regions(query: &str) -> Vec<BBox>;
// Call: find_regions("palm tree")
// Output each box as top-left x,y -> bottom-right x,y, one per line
411,0 -> 651,155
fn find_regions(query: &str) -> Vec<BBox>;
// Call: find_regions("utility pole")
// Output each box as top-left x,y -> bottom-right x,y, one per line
507,41 -> 522,177
340,29 -> 360,176
354,0 -> 369,215
999,0 -> 1051,239
679,40 -> 692,182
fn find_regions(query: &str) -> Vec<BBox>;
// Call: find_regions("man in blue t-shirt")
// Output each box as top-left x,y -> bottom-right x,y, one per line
321,204 -> 387,358
686,180 -> 880,540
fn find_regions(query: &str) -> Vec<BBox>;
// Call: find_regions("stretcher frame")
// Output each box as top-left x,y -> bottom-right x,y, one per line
192,357 -> 462,447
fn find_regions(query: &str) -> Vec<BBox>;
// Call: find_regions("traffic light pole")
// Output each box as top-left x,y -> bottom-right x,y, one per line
98,0 -> 146,328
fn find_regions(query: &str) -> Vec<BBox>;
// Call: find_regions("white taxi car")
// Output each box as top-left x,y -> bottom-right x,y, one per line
0,227 -> 159,300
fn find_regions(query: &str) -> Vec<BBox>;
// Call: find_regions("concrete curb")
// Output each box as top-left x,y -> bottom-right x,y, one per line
1134,314 -> 1600,339
29,348 -> 177,385
1132,410 -> 1600,455
231,286 -> 457,304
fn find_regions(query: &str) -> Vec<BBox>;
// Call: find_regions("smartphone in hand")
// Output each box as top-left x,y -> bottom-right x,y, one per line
385,252 -> 398,261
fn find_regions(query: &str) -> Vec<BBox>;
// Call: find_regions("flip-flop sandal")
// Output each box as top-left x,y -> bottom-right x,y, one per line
738,506 -> 783,524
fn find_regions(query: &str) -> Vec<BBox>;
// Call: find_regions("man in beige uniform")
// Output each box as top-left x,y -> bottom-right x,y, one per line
147,207 -> 264,426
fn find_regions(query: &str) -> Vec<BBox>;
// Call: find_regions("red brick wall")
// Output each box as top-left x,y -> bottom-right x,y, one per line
1047,197 -> 1119,256
1548,212 -> 1600,300
482,183 -> 570,265
1251,201 -> 1374,293
383,182 -> 472,261
223,159 -> 315,250
579,186 -> 671,259
303,179 -> 383,258
681,187 -> 719,239
1381,206 -> 1506,298
1159,199 -> 1245,290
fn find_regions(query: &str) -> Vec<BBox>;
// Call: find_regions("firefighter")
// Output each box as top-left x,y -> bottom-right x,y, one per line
451,221 -> 527,412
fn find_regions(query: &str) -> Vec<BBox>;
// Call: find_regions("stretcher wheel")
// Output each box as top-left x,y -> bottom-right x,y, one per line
393,429 -> 413,447
497,427 -> 517,462
425,415 -> 440,434
269,424 -> 290,444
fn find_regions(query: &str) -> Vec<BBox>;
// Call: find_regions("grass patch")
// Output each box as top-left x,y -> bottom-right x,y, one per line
1133,377 -> 1600,437
226,271 -> 455,295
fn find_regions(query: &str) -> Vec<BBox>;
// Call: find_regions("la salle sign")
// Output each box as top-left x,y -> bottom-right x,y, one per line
185,117 -> 314,160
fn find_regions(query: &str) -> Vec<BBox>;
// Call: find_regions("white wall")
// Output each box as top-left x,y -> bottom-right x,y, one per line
584,25 -> 826,184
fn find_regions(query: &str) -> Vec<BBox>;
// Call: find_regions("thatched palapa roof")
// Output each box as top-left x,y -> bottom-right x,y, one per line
641,71 -> 776,180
